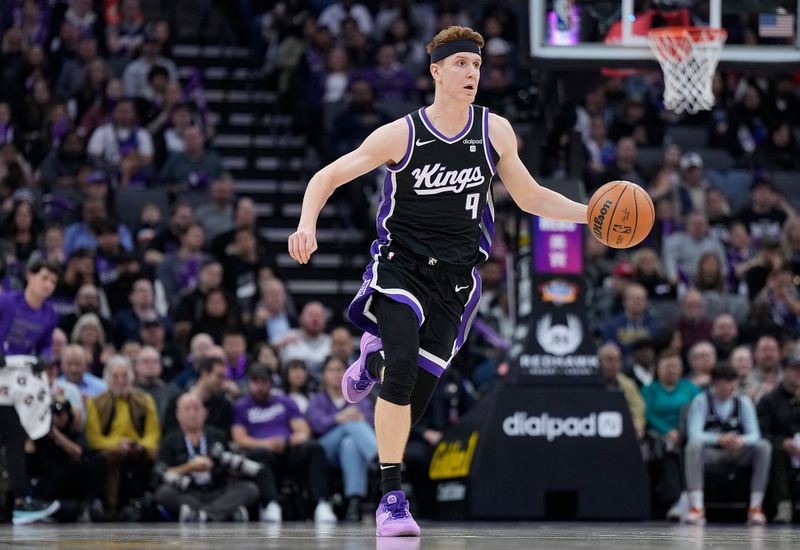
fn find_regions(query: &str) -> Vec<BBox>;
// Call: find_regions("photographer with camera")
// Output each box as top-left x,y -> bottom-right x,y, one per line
0,258 -> 61,524
154,393 -> 259,522
25,397 -> 104,521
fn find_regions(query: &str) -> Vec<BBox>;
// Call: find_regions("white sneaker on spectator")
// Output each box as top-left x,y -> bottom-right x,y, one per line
260,501 -> 282,523
666,492 -> 688,521
231,505 -> 249,522
314,501 -> 337,524
179,504 -> 196,523
773,500 -> 793,524
683,506 -> 706,526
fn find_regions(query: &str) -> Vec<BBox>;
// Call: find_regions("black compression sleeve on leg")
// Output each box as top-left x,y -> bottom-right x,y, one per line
410,369 -> 439,426
372,293 -> 420,406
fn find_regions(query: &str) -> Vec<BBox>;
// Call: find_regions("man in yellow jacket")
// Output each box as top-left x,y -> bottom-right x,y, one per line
86,353 -> 160,514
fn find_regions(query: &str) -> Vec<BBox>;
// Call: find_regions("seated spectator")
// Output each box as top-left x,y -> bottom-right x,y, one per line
662,211 -> 727,285
582,116 -> 615,180
624,336 -> 659,388
138,313 -> 183,382
684,364 -> 771,526
749,335 -> 783,404
70,312 -> 114,377
86,98 -> 153,187
209,198 -> 274,267
755,121 -> 800,171
307,356 -> 377,522
278,301 -> 332,381
330,327 -> 356,365
25,394 -> 101,522
602,284 -> 661,358
694,253 -> 727,295
58,283 -> 110,337
598,343 -> 645,439
737,177 -> 788,245
172,259 -> 224,346
740,235 -> 785,300
111,278 -> 169,348
705,187 -> 733,245
642,350 -> 701,518
64,198 -> 134,255
171,332 -> 214,390
220,226 -> 276,312
674,290 -> 713,355
144,201 -> 193,266
0,198 -> 42,266
78,77 -> 124,138
357,44 -> 416,102
194,175 -> 235,243
603,136 -> 646,189
231,364 -> 336,524
154,393 -> 259,522
282,359 -> 311,414
608,95 -> 662,147
631,247 -> 676,302
677,153 -> 710,215
49,249 -> 95,318
784,217 -> 800,279
45,354 -> 85,429
249,277 -> 296,346
106,0 -> 147,71
732,345 -> 758,396
85,355 -> 161,515
727,222 -> 757,295
121,31 -> 178,99
163,355 -> 232,436
588,260 -> 632,336
156,222 -> 209,308
55,36 -> 98,101
222,330 -> 249,383
189,288 -> 241,344
94,220 -> 129,287
687,341 -> 716,389
59,343 -> 107,398
133,345 -> 179,423
753,265 -> 800,339
756,353 -> 800,523
710,314 -> 739,361
158,127 -> 223,192
71,58 -> 109,123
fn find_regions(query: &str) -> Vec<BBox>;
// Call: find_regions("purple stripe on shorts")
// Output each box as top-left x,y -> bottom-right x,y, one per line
418,354 -> 446,377
455,268 -> 482,350
482,107 -> 498,175
420,105 -> 473,143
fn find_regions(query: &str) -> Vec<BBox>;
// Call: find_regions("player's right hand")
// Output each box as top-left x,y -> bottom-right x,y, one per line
288,227 -> 317,264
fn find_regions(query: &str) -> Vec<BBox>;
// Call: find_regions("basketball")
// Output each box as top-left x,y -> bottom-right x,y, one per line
587,181 -> 655,249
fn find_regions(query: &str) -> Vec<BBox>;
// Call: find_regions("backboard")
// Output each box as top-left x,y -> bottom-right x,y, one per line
529,0 -> 800,69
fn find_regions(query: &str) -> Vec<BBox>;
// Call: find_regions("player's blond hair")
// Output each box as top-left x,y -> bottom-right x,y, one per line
426,26 -> 485,58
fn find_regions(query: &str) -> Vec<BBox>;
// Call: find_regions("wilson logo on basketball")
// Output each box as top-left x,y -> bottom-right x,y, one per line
411,163 -> 485,195
592,200 -> 614,239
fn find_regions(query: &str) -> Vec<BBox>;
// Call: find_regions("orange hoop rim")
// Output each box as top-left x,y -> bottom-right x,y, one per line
647,26 -> 728,43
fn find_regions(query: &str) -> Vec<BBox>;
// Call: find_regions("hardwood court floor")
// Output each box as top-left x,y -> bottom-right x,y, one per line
1,522 -> 799,549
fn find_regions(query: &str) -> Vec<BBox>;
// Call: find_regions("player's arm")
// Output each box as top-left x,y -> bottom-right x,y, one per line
490,113 -> 587,224
289,119 -> 409,264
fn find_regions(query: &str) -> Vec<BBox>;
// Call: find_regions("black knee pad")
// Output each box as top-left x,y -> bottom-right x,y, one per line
379,359 -> 418,406
410,370 -> 439,426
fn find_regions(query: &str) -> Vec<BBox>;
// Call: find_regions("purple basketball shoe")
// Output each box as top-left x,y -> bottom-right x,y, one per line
342,332 -> 382,403
375,490 -> 420,537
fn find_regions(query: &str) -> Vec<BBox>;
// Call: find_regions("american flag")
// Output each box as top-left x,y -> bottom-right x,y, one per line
759,13 -> 795,38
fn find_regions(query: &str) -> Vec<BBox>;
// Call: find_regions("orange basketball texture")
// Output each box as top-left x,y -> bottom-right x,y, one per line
587,181 -> 654,249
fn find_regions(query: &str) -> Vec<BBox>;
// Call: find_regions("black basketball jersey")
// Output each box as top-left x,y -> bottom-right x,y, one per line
372,104 -> 499,265
703,390 -> 744,435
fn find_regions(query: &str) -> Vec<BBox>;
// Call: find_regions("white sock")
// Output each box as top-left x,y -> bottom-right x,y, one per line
749,491 -> 764,509
689,490 -> 704,510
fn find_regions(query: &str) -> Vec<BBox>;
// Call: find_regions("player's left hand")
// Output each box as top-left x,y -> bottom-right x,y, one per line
288,227 -> 317,264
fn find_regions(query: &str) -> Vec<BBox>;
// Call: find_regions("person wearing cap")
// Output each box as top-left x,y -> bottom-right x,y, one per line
737,176 -> 789,244
232,363 -> 337,524
684,364 -> 772,526
677,152 -> 710,215
756,352 -> 800,523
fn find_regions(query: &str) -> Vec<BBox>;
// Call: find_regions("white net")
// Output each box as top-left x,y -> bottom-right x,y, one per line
648,27 -> 727,114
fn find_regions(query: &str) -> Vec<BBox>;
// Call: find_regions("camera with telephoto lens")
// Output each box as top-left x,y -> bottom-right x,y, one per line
210,442 -> 262,477
155,463 -> 192,491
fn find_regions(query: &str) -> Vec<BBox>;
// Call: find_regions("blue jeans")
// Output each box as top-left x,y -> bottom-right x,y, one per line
318,421 -> 378,497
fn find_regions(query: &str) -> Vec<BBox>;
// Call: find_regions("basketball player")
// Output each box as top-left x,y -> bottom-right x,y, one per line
289,26 -> 588,536
0,257 -> 61,524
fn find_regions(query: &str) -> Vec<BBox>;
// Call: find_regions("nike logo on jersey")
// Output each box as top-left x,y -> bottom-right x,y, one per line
380,464 -> 397,470
415,138 -> 436,146
455,284 -> 470,293
411,163 -> 485,195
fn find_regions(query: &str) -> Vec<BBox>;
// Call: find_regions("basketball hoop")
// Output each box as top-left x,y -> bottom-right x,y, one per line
648,27 -> 727,114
